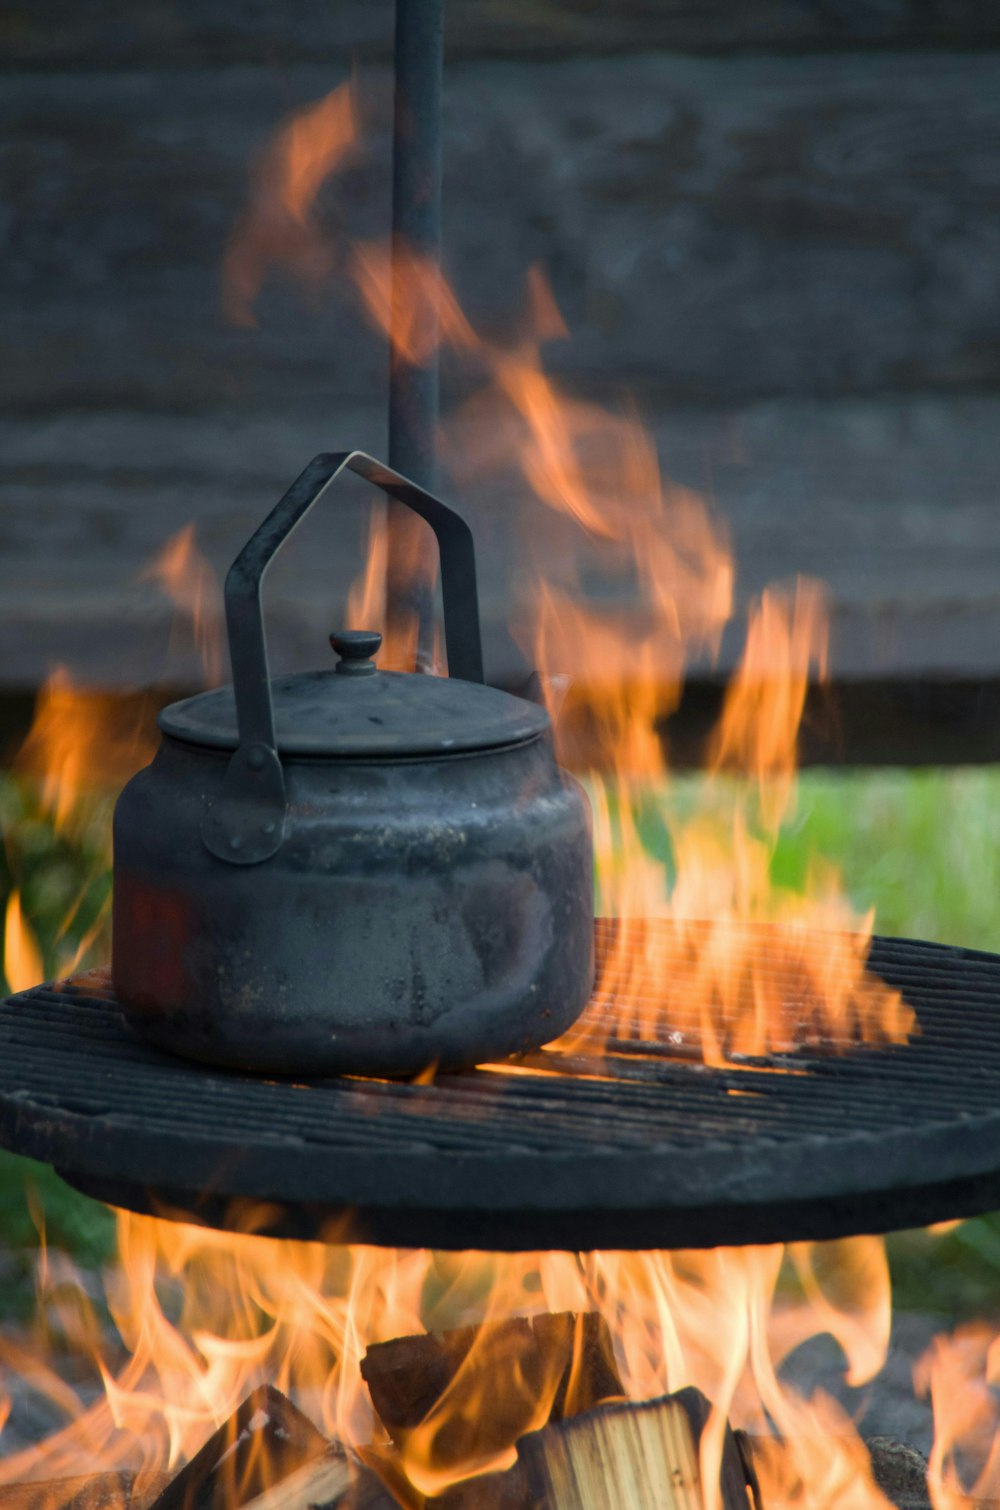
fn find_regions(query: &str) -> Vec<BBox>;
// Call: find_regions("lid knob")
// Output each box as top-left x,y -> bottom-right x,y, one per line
330,629 -> 382,677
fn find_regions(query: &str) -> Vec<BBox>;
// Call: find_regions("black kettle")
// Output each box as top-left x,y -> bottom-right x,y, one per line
112,452 -> 594,1076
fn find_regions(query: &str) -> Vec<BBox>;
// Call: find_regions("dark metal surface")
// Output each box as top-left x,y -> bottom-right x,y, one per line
115,448 -> 593,1079
113,735 -> 593,1076
159,666 -> 548,757
202,450 -> 484,864
5,921 -> 1000,1250
387,0 -> 445,667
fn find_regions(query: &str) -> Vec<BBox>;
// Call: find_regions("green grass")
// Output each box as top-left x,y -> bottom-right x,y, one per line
770,767 -> 1000,953
0,773 -> 115,992
589,766 -> 1000,953
2,765 -> 1000,1320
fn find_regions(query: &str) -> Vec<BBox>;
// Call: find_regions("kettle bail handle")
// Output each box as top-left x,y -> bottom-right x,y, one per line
202,450 -> 485,865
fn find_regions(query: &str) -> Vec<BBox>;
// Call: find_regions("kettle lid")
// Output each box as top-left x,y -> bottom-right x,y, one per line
159,630 -> 549,758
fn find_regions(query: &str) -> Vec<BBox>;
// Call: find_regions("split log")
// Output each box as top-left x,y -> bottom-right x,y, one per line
0,1473 -> 169,1510
362,1312 -> 623,1451
517,1385 -> 751,1510
237,1449 -> 397,1510
361,1313 -> 623,1509
148,1384 -> 333,1510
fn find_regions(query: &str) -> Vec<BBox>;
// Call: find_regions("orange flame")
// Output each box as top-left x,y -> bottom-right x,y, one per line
140,522 -> 223,687
4,670 -> 156,986
916,1324 -> 1000,1510
14,669 -> 145,837
0,1213 -> 903,1510
466,279 -> 914,1063
345,500 -> 444,675
3,891 -> 43,994
0,75 -> 945,1510
710,581 -> 827,827
352,241 -> 478,369
222,80 -> 360,327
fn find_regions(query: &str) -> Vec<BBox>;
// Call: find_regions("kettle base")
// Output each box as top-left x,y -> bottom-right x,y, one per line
119,947 -> 595,1080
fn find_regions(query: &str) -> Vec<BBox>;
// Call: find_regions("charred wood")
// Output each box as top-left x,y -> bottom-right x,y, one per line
148,1385 -> 332,1510
360,1313 -> 623,1509
361,1312 -> 623,1480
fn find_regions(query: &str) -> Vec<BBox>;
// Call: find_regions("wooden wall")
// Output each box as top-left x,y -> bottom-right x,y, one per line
3,1 -> 1000,721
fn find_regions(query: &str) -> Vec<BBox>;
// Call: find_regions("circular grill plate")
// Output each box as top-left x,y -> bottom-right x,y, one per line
2,922 -> 1000,1250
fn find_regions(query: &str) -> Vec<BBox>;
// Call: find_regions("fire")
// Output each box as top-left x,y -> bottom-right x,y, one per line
352,241 -> 478,369
1,524 -> 224,991
345,497 -> 445,674
0,1211 -> 903,1509
915,1323 -> 1000,1510
1,670 -> 156,988
222,80 -> 361,328
0,68 -> 957,1510
453,276 -> 913,1062
338,215 -> 913,1060
141,523 -> 223,687
15,668 -> 147,839
3,892 -> 42,995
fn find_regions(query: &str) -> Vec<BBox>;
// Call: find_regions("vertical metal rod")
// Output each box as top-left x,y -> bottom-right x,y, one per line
386,0 -> 444,669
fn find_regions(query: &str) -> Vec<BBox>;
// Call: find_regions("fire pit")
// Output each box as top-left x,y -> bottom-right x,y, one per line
3,3 -> 999,1508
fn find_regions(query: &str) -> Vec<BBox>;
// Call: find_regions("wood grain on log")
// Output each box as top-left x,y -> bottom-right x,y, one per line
517,1385 -> 750,1510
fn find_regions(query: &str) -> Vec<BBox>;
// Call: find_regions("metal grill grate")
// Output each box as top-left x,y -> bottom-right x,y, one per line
2,921 -> 1000,1250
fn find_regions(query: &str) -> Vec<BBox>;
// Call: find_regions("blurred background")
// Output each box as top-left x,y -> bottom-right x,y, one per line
4,0 -> 1000,706
3,0 -> 1000,1334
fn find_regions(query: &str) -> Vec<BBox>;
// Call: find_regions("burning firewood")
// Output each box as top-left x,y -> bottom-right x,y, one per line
0,1473 -> 169,1510
360,1312 -> 624,1508
423,1466 -> 531,1510
237,1451 -> 396,1510
516,1385 -> 751,1510
362,1311 -> 623,1449
148,1384 -> 349,1510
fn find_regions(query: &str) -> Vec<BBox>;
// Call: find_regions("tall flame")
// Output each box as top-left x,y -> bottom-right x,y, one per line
222,80 -> 360,328
0,67 -> 954,1510
338,234 -> 914,1058
141,523 -> 223,687
916,1324 -> 1000,1510
3,891 -> 43,995
1,670 -> 156,989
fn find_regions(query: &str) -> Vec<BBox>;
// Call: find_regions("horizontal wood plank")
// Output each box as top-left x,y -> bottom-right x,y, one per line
5,0 -> 999,68
3,51 -> 1000,410
2,395 -> 999,690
